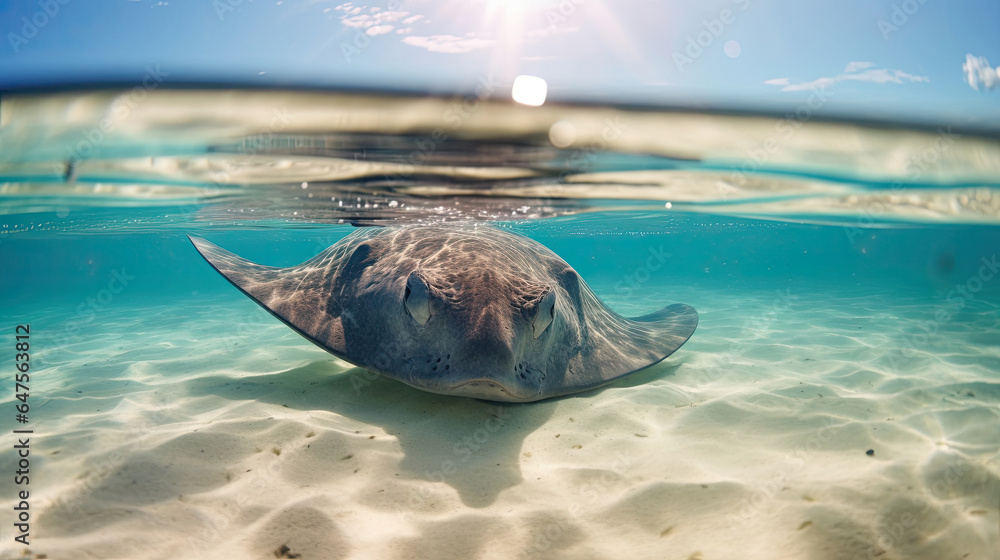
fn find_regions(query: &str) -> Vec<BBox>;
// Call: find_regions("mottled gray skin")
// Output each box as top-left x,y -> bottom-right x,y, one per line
189,226 -> 697,402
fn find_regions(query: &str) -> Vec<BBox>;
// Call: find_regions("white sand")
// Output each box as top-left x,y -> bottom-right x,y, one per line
1,283 -> 998,560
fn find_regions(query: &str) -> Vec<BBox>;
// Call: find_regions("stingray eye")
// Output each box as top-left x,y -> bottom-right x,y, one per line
532,290 -> 556,338
404,273 -> 432,326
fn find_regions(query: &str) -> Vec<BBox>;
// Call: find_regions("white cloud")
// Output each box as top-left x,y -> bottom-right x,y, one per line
334,2 -> 412,35
765,65 -> 929,92
334,2 -> 361,15
339,15 -> 369,28
402,34 -> 496,54
365,24 -> 394,36
841,68 -> 928,84
779,77 -> 837,92
963,54 -> 999,91
844,61 -> 875,73
332,3 -> 498,54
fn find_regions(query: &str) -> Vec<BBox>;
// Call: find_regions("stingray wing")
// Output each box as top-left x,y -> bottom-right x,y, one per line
558,295 -> 698,397
188,235 -> 351,356
629,303 -> 699,328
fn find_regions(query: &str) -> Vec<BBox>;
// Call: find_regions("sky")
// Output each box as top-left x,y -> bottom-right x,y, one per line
0,0 -> 998,126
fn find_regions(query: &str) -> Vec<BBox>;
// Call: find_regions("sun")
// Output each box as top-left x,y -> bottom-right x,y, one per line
429,0 -> 655,95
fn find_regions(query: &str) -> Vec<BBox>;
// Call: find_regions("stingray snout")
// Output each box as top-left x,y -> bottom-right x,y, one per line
453,334 -> 515,376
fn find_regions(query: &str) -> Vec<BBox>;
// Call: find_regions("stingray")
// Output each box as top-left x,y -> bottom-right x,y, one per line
189,226 -> 698,402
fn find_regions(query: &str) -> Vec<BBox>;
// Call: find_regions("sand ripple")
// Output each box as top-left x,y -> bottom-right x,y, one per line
1,286 -> 997,559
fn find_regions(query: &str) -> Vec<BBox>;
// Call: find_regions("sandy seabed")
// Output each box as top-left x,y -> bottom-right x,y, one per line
1,282 -> 998,560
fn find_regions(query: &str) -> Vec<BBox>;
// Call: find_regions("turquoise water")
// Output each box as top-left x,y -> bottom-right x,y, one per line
1,89 -> 999,559
3,212 -> 1000,308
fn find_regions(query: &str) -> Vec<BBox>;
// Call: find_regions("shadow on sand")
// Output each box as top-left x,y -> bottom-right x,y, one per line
184,357 -> 681,507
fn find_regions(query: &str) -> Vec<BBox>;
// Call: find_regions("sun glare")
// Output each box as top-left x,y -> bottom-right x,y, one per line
512,75 -> 547,106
